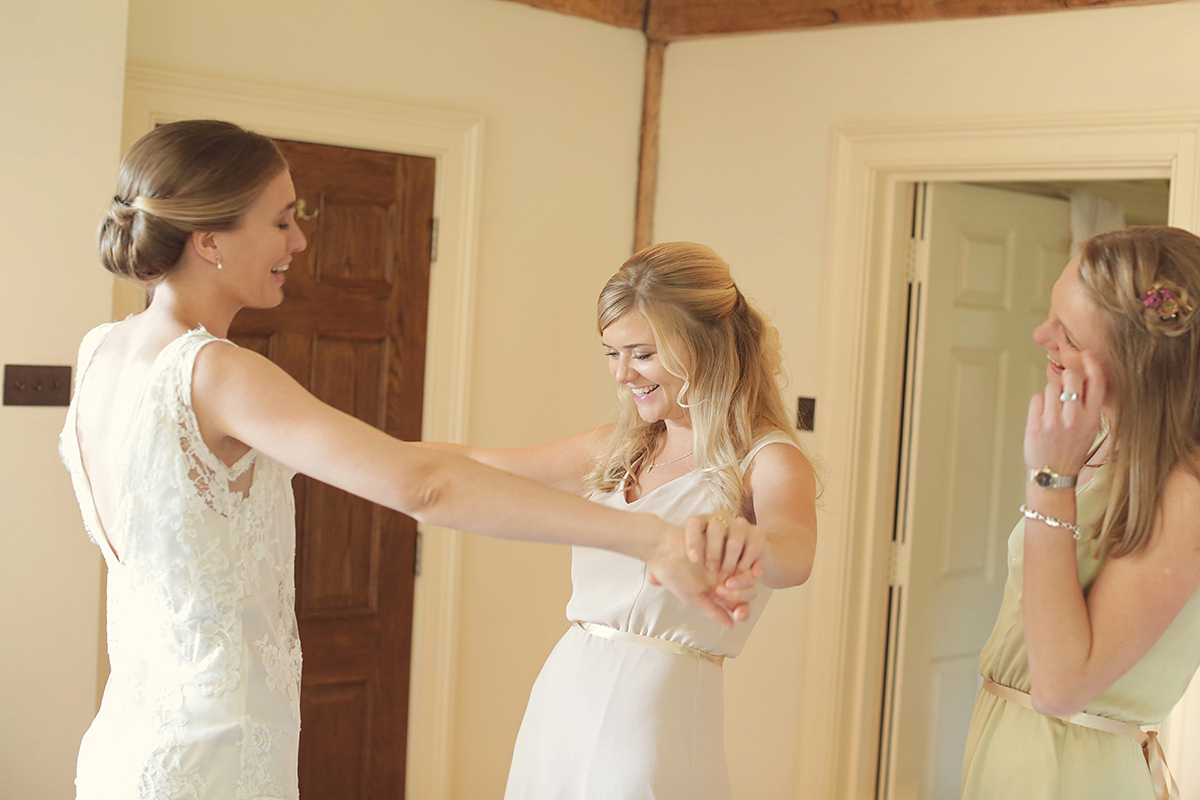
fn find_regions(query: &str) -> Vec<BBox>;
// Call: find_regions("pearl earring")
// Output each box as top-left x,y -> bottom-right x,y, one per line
216,260 -> 223,270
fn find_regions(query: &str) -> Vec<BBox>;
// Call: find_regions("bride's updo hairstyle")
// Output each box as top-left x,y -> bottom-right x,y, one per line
99,119 -> 287,284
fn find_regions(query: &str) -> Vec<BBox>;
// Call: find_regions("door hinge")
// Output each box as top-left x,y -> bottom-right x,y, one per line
887,538 -> 899,585
430,218 -> 439,264
888,537 -> 908,587
905,237 -> 918,283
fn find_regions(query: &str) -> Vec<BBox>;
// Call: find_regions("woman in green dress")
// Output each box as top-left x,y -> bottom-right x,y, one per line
962,226 -> 1200,800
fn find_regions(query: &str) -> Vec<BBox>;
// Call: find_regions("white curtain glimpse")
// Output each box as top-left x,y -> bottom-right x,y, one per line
1070,189 -> 1126,255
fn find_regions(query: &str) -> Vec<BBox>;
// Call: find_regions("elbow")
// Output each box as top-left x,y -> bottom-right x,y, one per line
398,459 -> 454,525
761,546 -> 815,590
776,559 -> 814,590
1028,679 -> 1087,717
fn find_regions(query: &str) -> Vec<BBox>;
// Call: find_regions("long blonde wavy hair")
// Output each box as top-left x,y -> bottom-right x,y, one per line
1078,226 -> 1200,556
583,242 -> 808,511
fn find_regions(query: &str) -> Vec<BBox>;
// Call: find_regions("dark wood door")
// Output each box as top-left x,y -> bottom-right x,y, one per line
228,138 -> 435,798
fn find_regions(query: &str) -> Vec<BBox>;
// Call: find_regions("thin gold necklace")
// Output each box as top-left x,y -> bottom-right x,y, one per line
647,451 -> 692,472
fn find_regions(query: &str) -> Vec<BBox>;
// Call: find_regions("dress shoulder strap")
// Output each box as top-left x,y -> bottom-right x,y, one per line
166,327 -> 226,384
739,430 -> 801,471
153,327 -> 259,486
71,322 -> 120,393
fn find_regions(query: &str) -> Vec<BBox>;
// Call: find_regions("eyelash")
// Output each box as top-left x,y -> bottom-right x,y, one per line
604,352 -> 653,360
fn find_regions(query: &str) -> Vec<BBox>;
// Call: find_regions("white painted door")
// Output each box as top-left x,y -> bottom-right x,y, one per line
880,182 -> 1071,800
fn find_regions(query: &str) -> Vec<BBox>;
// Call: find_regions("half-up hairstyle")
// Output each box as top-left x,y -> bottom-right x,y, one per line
99,119 -> 287,284
584,242 -> 808,511
1077,226 -> 1200,556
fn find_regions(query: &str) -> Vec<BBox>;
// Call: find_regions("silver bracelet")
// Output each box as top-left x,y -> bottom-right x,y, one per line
1019,504 -> 1081,540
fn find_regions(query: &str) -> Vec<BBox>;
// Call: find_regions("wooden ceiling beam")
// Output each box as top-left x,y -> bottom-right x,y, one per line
501,0 -> 648,30
644,0 -> 1179,40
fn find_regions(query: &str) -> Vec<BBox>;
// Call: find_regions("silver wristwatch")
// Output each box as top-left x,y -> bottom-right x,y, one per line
1026,466 -> 1077,489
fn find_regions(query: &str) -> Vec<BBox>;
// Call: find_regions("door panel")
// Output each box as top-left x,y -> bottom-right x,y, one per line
884,182 -> 1069,800
228,137 -> 435,798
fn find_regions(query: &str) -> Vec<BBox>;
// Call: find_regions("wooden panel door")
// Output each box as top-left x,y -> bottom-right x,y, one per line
228,138 -> 435,799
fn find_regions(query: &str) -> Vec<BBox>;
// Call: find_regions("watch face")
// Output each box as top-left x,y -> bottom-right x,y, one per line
1035,471 -> 1053,487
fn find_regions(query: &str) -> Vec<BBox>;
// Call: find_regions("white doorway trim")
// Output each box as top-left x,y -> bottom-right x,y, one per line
804,110 -> 1200,799
122,66 -> 483,800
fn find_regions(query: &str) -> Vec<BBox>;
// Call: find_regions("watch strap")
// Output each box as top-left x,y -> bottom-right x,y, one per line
1027,466 -> 1078,489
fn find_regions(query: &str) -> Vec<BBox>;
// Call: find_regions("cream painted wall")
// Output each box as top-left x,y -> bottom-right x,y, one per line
656,3 -> 1200,796
122,1 -> 646,796
0,1 -> 129,797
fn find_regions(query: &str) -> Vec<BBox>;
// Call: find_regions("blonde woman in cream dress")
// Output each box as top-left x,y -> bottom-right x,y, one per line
962,227 -> 1200,800
433,243 -> 819,799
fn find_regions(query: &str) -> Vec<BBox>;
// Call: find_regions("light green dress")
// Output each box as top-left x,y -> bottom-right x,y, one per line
962,465 -> 1200,799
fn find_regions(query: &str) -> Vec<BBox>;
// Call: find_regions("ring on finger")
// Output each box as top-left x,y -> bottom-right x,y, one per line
1059,390 -> 1081,403
711,514 -> 730,528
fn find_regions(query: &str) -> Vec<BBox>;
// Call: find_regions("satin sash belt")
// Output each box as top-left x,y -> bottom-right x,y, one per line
982,679 -> 1178,800
573,621 -> 724,667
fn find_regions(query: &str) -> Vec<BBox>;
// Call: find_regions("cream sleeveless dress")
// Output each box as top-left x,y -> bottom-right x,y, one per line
962,464 -> 1200,799
504,433 -> 796,800
60,325 -> 302,800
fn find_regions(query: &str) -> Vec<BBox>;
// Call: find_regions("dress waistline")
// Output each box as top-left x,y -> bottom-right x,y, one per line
982,679 -> 1177,800
572,621 -> 724,667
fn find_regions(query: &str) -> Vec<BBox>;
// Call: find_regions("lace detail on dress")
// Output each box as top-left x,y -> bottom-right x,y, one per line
256,633 -> 303,723
63,327 -> 302,800
139,762 -> 205,800
237,717 -> 286,799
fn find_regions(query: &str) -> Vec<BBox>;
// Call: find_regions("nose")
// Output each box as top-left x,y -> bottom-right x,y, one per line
291,223 -> 307,253
611,355 -> 634,384
1032,317 -> 1052,347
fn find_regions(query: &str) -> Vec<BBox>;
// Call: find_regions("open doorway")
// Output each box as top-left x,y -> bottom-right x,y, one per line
801,112 -> 1200,800
874,179 -> 1169,800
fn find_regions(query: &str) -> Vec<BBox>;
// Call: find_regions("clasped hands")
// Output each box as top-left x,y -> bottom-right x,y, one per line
645,513 -> 764,629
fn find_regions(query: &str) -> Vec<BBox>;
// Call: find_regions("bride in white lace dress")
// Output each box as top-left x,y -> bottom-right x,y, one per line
62,120 -> 753,800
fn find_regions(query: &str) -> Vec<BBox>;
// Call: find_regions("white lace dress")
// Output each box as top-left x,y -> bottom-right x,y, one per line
504,433 -> 796,800
60,325 -> 302,800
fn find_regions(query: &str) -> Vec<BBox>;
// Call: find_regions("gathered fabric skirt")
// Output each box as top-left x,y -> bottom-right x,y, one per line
504,624 -> 730,800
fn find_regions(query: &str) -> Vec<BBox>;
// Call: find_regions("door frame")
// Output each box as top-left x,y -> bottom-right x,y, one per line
122,66 -> 483,800
804,110 -> 1200,799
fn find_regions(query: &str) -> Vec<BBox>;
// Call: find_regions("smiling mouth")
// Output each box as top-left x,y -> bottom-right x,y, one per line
631,385 -> 659,398
1047,353 -> 1064,370
272,264 -> 290,273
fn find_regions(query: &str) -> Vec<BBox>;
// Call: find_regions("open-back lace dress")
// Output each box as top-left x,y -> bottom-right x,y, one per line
60,324 -> 302,800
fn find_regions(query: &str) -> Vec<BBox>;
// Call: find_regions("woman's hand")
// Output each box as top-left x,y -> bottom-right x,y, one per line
656,512 -> 764,618
1024,352 -> 1106,477
683,512 -> 766,585
644,526 -> 755,628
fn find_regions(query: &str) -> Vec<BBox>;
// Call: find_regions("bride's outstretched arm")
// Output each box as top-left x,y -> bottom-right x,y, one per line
191,341 -> 741,627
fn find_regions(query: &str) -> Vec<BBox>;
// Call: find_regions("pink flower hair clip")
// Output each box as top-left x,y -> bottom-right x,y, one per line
1142,285 -> 1182,321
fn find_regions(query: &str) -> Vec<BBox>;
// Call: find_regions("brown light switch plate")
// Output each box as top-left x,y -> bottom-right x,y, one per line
4,365 -> 72,406
796,396 -> 816,432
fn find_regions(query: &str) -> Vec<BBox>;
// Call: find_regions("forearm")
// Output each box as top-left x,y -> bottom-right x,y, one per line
410,440 -> 506,469
1021,486 -> 1094,714
410,449 -> 670,559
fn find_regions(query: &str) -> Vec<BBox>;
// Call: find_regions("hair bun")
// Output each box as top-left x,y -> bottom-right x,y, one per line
1139,279 -> 1194,337
107,195 -> 140,225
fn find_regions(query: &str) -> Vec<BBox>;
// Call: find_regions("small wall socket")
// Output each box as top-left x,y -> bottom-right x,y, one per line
4,365 -> 72,407
796,396 -> 816,432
